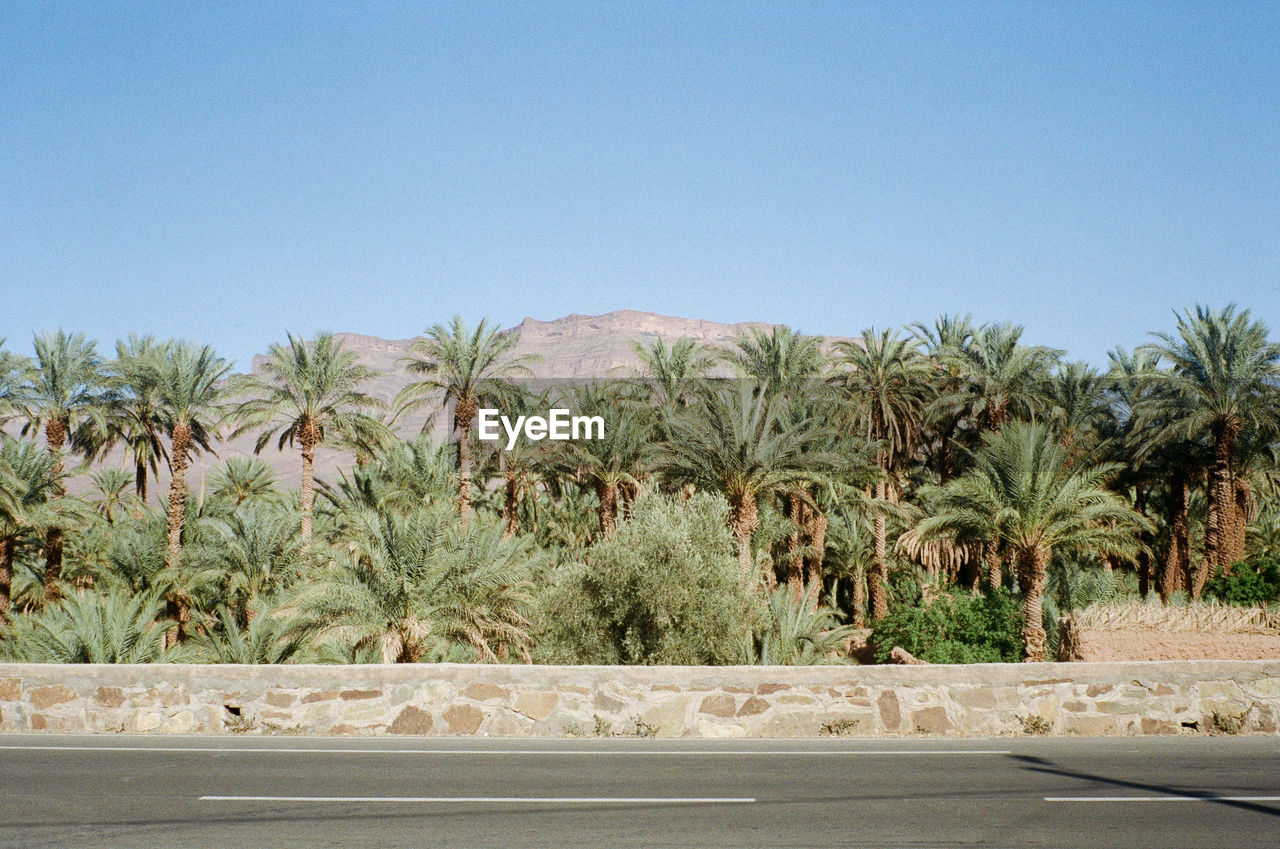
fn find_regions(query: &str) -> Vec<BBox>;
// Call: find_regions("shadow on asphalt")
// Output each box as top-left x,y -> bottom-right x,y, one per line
1010,754 -> 1280,819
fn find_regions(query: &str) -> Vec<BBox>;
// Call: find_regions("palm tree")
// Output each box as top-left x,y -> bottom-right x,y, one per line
631,336 -> 720,411
0,339 -> 32,425
1049,361 -> 1110,459
0,587 -> 175,663
938,322 -> 1060,434
914,422 -> 1147,661
286,505 -> 537,662
658,384 -> 834,583
229,332 -> 387,547
1144,305 -> 1280,576
730,325 -> 826,400
835,328 -> 936,620
23,329 -> 103,603
205,457 -> 281,508
155,341 -> 230,643
87,335 -> 169,502
394,317 -> 536,527
558,383 -> 654,538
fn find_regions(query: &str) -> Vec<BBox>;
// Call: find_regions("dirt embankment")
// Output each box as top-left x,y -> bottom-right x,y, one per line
1075,629 -> 1280,662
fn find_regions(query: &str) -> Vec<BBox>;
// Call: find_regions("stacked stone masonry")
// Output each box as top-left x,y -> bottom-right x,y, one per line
1,661 -> 1277,738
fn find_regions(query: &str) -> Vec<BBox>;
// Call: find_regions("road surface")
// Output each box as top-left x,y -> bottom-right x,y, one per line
2,734 -> 1278,848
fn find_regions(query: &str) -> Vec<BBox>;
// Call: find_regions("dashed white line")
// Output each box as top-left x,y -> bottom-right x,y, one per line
200,795 -> 757,804
1045,795 -> 1280,803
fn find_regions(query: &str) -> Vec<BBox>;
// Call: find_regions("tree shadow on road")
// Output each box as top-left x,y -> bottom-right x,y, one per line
1010,753 -> 1280,819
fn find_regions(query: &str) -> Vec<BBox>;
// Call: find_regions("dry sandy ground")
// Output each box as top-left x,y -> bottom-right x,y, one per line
1077,629 -> 1280,661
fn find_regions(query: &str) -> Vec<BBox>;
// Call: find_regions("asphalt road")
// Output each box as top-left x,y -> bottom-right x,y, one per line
2,734 -> 1278,848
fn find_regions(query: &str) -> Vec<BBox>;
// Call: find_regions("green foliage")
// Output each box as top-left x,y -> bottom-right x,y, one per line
744,583 -> 856,665
870,589 -> 1024,664
0,588 -> 179,663
1206,558 -> 1280,606
536,493 -> 755,665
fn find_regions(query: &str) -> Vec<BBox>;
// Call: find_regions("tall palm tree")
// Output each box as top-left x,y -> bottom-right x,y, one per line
156,342 -> 230,582
938,322 -> 1060,434
1144,305 -> 1280,575
658,384 -> 834,583
23,330 -> 103,603
394,317 -> 536,527
86,335 -> 169,502
229,332 -> 387,547
914,422 -> 1147,660
834,328 -> 936,620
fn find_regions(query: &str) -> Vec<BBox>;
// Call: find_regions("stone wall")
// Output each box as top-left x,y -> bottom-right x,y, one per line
2,661 -> 1278,738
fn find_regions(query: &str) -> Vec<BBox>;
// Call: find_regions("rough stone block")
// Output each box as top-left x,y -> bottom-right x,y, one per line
1140,717 -> 1179,735
737,696 -> 770,717
340,689 -> 382,701
640,696 -> 692,736
911,706 -> 954,734
29,685 -> 77,710
265,691 -> 296,708
461,682 -> 511,702
953,688 -> 996,709
443,704 -> 484,734
878,690 -> 902,732
0,677 -> 20,701
94,687 -> 125,708
698,694 -> 736,718
389,705 -> 434,735
513,691 -> 559,722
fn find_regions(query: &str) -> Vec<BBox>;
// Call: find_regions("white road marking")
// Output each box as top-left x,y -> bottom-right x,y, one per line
1045,795 -> 1280,803
200,795 -> 756,804
0,745 -> 1011,756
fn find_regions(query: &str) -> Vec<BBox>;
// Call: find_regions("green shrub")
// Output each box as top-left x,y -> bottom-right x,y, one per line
534,493 -> 755,665
1206,558 -> 1280,606
870,589 -> 1023,664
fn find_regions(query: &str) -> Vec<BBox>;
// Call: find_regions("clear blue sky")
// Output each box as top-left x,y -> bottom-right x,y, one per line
2,1 -> 1277,371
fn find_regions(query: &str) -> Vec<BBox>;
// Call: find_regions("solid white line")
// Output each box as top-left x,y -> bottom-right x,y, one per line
199,795 -> 756,804
1045,796 -> 1280,803
0,745 -> 1011,756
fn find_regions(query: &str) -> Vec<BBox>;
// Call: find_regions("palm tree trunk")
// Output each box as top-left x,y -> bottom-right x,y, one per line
1206,421 -> 1237,576
597,480 -> 618,538
1018,547 -> 1049,662
986,543 -> 1002,591
135,458 -> 148,502
786,492 -> 804,596
502,465 -> 520,539
42,417 -> 67,606
1231,476 -> 1251,566
730,493 -> 761,585
165,424 -> 192,570
455,397 -> 477,528
299,421 -> 317,551
851,564 -> 866,628
869,480 -> 888,620
803,506 -> 827,599
0,537 -> 14,618
165,593 -> 191,648
1162,472 -> 1190,602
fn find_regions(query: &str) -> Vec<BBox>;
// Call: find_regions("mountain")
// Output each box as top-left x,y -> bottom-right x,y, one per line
85,311 -> 852,497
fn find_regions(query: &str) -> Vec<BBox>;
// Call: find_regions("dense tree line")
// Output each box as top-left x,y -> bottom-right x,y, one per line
1,305 -> 1278,665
